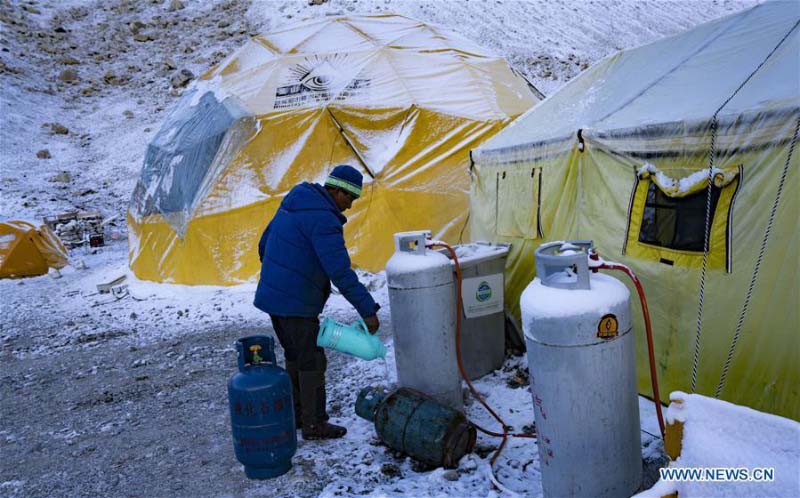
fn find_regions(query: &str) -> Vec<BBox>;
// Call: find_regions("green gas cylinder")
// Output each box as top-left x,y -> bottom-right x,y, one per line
356,386 -> 476,469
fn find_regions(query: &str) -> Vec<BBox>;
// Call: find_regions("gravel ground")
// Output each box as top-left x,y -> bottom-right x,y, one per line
0,294 -> 667,498
0,320 -> 337,498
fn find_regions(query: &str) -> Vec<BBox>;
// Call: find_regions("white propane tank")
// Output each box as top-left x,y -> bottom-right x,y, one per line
386,230 -> 462,410
522,240 -> 641,498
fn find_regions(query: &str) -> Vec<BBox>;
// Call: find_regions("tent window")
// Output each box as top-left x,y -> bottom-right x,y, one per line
623,165 -> 742,273
496,167 -> 543,239
638,183 -> 721,251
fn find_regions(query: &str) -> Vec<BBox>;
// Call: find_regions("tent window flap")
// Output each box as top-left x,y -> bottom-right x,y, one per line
624,164 -> 741,272
496,167 -> 543,239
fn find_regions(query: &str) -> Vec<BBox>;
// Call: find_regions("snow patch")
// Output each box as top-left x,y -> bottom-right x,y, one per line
521,272 -> 629,320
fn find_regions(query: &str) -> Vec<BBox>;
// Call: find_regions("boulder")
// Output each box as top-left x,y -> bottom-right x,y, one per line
50,123 -> 70,135
169,68 -> 194,88
167,0 -> 185,11
36,149 -> 52,159
50,171 -> 72,182
58,69 -> 78,82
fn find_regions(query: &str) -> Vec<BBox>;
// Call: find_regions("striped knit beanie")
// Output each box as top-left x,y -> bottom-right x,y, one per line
324,164 -> 363,198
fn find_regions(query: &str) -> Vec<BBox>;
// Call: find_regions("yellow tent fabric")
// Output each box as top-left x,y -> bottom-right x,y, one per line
128,14 -> 539,284
0,221 -> 69,278
470,2 -> 799,419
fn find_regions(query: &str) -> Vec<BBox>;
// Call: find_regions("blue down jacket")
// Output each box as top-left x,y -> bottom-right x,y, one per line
253,182 -> 378,319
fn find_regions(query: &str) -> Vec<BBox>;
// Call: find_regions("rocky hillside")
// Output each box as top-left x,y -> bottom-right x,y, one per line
0,0 -> 757,231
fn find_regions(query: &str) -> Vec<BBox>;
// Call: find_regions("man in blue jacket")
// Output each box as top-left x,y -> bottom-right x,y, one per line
254,164 -> 380,440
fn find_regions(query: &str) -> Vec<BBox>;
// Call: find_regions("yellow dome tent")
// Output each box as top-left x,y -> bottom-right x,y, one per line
128,14 -> 540,284
0,221 -> 68,279
470,2 -> 799,419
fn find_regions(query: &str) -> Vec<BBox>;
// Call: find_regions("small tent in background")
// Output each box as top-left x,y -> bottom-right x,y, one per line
0,221 -> 69,279
128,14 -> 540,285
470,1 -> 799,419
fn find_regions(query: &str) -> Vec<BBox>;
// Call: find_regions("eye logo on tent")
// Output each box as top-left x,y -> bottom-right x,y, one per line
295,60 -> 339,91
275,54 -> 370,109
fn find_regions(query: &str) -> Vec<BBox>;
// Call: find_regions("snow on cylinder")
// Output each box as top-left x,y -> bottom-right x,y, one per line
522,240 -> 642,498
386,231 -> 462,410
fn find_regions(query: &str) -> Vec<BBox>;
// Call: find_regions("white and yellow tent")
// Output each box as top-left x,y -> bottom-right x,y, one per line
470,2 -> 799,419
128,14 -> 539,284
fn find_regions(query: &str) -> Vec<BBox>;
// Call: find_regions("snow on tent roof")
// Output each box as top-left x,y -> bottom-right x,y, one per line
474,1 -> 800,158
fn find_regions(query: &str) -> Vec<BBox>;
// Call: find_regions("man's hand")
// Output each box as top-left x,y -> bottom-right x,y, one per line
364,315 -> 380,334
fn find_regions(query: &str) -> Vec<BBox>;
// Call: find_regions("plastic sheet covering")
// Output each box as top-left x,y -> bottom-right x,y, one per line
128,14 -> 538,285
469,2 -> 799,419
130,91 -> 250,237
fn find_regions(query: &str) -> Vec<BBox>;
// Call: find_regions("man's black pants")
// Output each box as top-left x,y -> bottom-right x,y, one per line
269,315 -> 326,372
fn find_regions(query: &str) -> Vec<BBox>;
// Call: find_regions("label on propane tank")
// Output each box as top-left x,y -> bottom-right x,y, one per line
461,273 -> 503,318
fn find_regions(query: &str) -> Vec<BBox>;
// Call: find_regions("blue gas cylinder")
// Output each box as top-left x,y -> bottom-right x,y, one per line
228,335 -> 296,479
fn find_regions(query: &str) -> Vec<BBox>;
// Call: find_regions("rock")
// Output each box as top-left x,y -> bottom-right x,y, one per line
129,20 -> 146,34
167,0 -> 185,11
81,86 -> 98,96
162,58 -> 176,70
442,470 -> 459,481
460,457 -> 478,471
59,56 -> 79,65
69,7 -> 89,20
36,149 -> 51,159
169,68 -> 193,88
380,463 -> 401,478
103,71 -> 118,84
22,5 -> 41,14
217,20 -> 231,28
123,110 -> 134,119
133,33 -> 154,42
58,69 -> 78,82
39,44 -> 59,55
47,122 -> 69,136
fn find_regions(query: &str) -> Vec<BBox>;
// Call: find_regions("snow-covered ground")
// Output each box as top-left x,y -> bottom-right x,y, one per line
2,1 -> 770,497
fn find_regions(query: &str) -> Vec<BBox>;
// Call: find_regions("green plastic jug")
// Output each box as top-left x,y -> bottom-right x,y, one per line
317,317 -> 386,360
